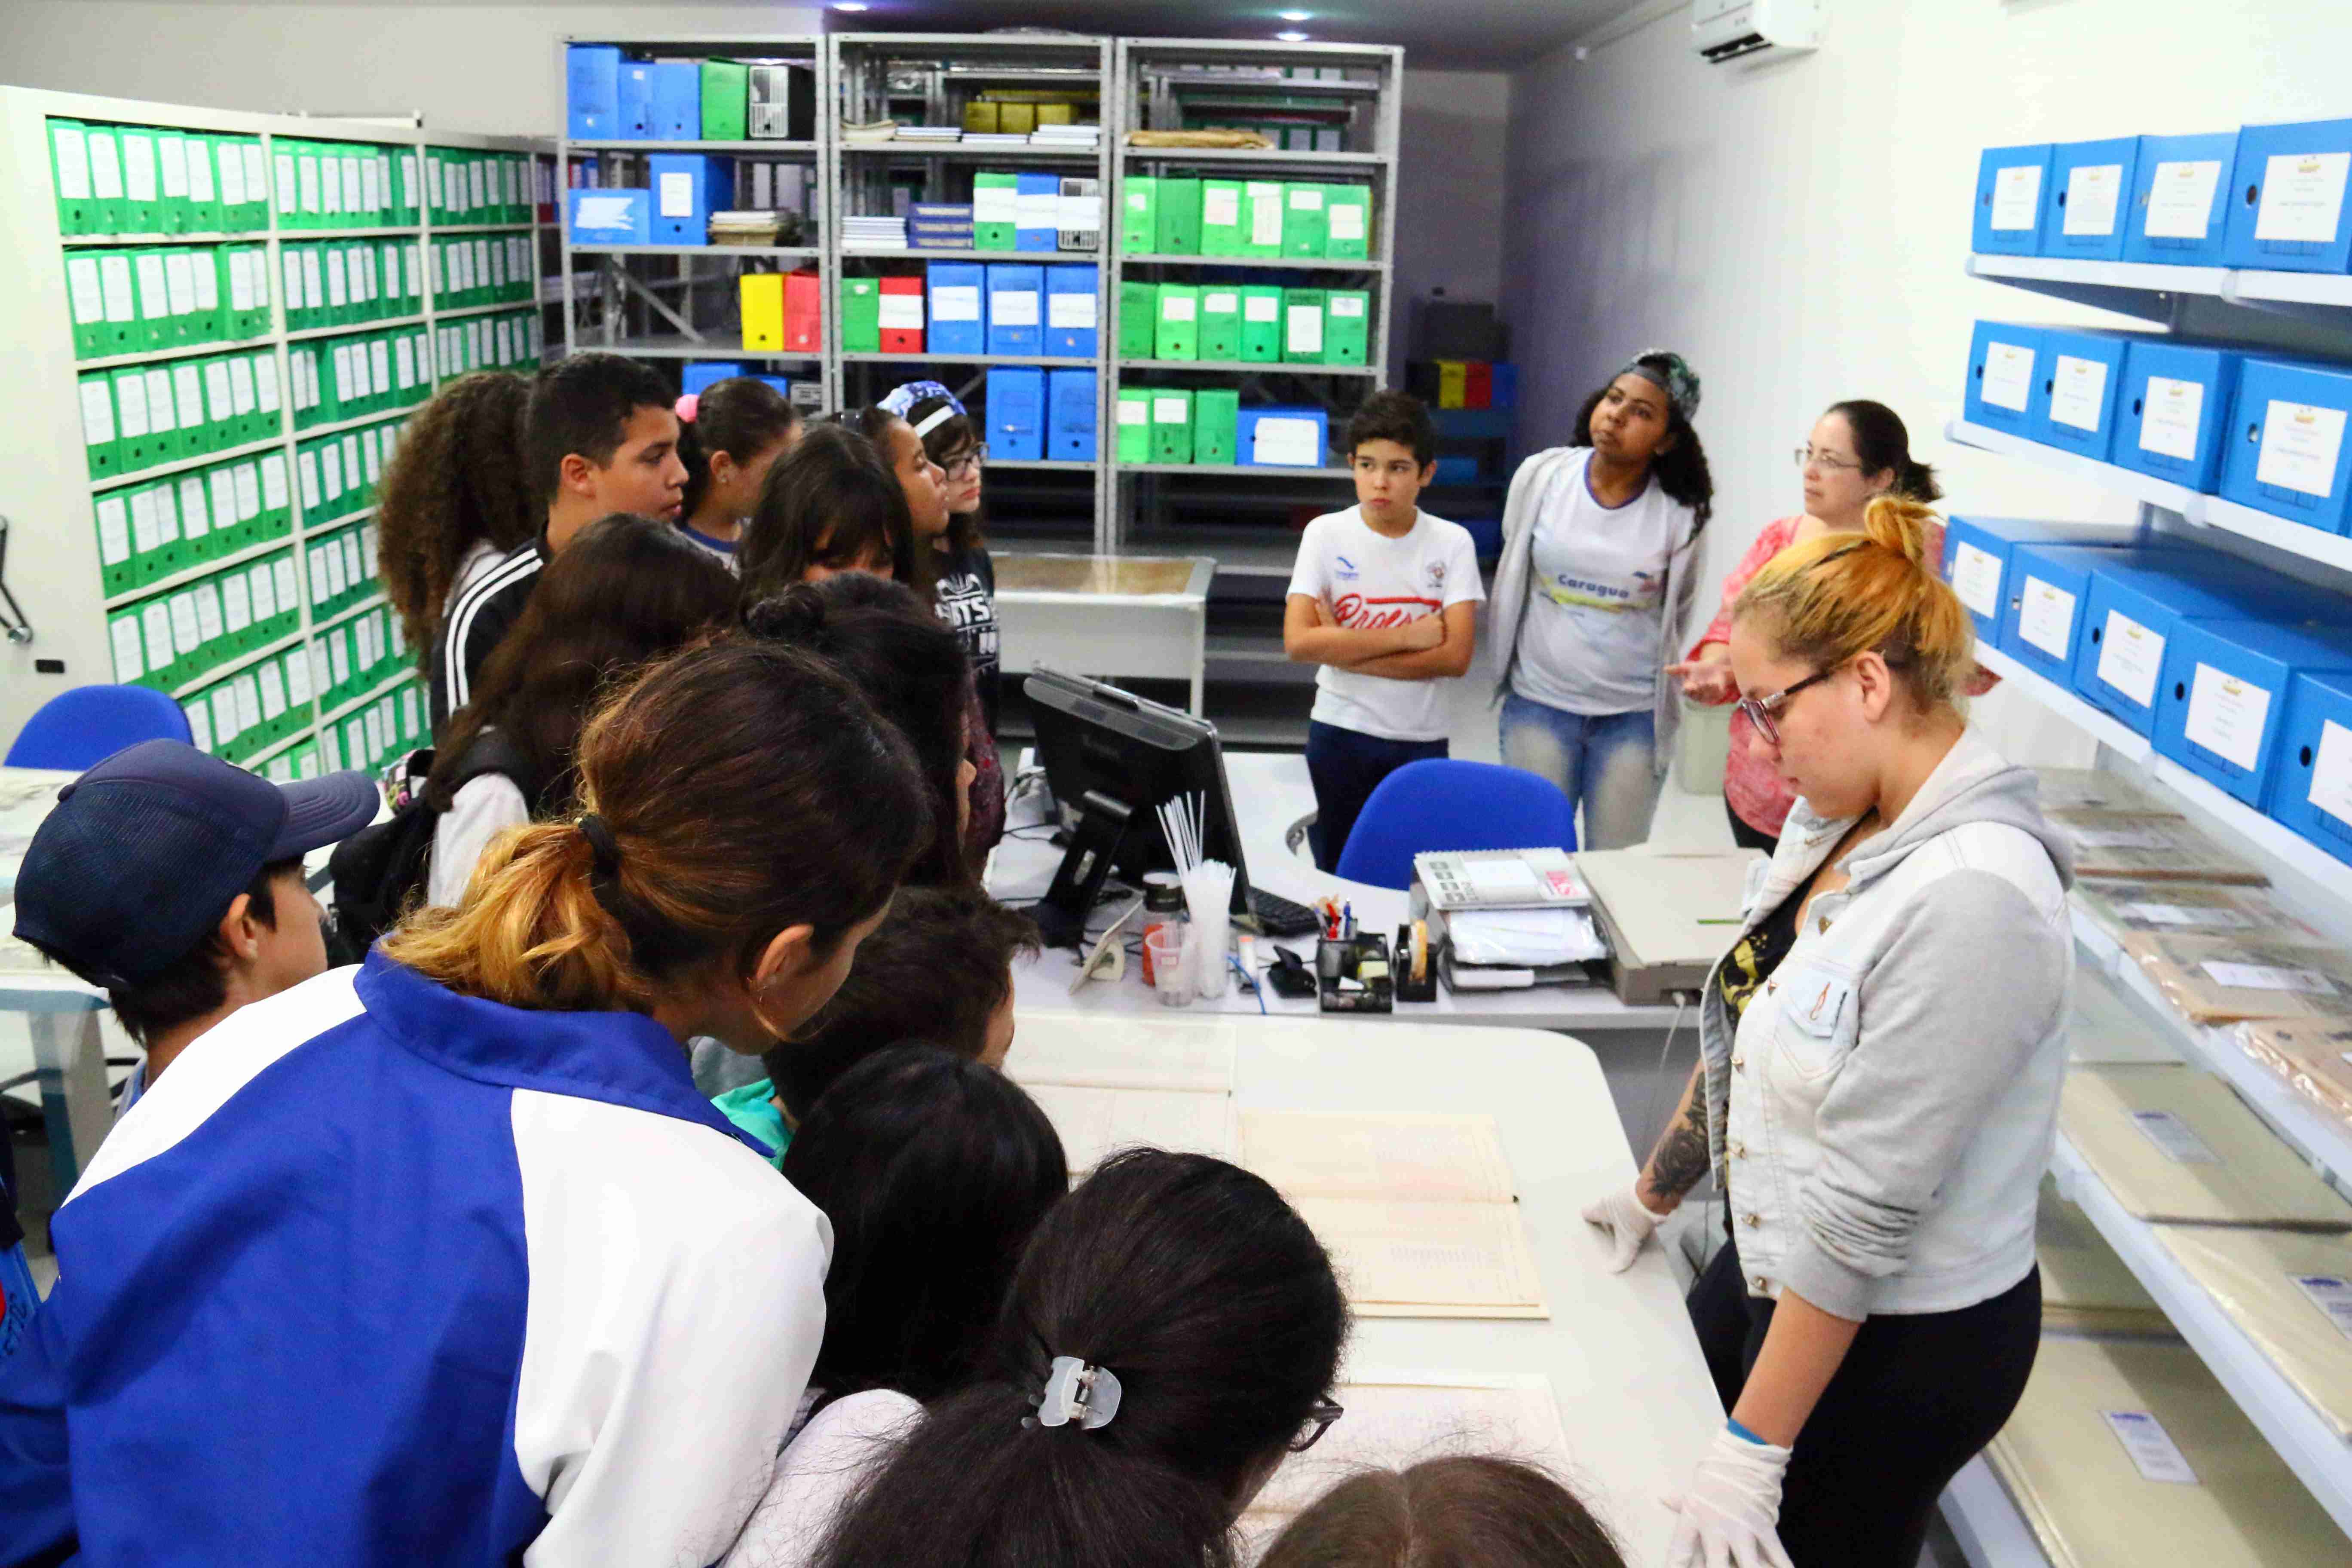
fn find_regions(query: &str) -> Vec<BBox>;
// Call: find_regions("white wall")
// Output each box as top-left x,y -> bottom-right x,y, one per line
0,2 -> 825,136
1391,68 -> 1512,380
1504,0 -> 2352,765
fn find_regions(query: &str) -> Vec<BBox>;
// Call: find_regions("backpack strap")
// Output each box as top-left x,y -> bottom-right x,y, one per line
442,729 -> 546,816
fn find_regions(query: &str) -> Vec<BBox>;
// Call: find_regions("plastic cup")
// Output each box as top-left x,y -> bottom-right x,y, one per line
1146,926 -> 1194,1007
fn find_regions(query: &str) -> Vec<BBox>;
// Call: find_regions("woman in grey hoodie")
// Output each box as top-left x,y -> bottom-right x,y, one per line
1585,496 -> 2072,1568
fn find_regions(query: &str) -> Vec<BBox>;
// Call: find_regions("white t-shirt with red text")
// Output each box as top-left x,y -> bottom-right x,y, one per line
1286,505 -> 1484,742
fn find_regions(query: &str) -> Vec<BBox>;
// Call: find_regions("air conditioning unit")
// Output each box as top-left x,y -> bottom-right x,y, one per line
1690,0 -> 1824,64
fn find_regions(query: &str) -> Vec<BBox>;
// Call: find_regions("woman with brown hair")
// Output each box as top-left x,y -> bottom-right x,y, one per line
0,639 -> 933,1567
375,370 -> 538,658
1259,1456 -> 1626,1568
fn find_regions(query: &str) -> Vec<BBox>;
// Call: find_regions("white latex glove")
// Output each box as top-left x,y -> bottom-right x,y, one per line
1664,1426 -> 1796,1568
1580,1184 -> 1672,1273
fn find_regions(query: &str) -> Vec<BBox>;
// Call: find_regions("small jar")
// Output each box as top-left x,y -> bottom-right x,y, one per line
1142,870 -> 1184,915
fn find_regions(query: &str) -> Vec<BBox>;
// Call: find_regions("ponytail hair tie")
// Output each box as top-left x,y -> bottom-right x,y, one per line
675,393 -> 700,424
579,813 -> 622,878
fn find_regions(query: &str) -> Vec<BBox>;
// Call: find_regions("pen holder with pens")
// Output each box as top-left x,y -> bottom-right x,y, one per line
1317,933 -> 1393,1014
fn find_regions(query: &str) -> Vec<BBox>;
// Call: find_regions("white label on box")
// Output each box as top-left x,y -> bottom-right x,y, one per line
201,361 -> 231,423
1980,341 -> 2034,413
2255,399 -> 2347,499
2094,610 -> 2165,708
195,585 -> 224,645
116,374 -> 150,439
362,438 -> 380,485
1289,187 -> 1326,211
328,633 -> 349,687
974,185 -> 1018,223
157,135 -> 189,199
229,357 -> 257,416
163,252 -> 196,316
992,290 -> 1040,327
80,378 -> 115,445
190,141 -> 217,205
234,676 -> 261,737
321,445 -> 344,504
192,260 -> 218,315
123,135 -> 156,203
1288,305 -> 1325,354
1203,186 -> 1240,226
2143,159 -> 2223,240
151,481 -> 179,545
110,618 -> 144,683
96,497 -> 130,565
365,706 -> 387,760
1152,395 -> 1188,424
143,369 -> 175,433
135,253 -> 168,319
1330,202 -> 1366,242
260,454 -> 288,512
222,574 -> 250,632
1330,294 -> 1366,318
208,470 -> 236,533
101,254 -> 135,323
259,662 -> 287,720
395,335 -> 416,390
2309,720 -> 2352,829
2204,960 -> 2339,995
2255,150 -> 2351,244
227,251 -> 256,313
168,594 -> 200,658
1990,163 -> 2042,230
90,132 -> 123,200
140,604 -> 171,666
326,249 -> 348,307
2050,355 -> 2107,432
1057,195 -> 1103,232
52,124 -> 91,199
1250,193 -> 1284,247
878,293 -> 924,329
233,464 -> 260,521
2184,662 -> 2273,772
66,257 -> 104,325
2291,1274 -> 2352,1341
178,477 -> 208,539
2125,902 -> 2250,928
2138,375 -> 2205,461
2062,162 -> 2123,237
1118,398 -> 1148,426
300,250 -> 322,310
1159,294 -> 1196,322
297,451 -> 321,510
2129,1108 -> 2221,1164
285,648 -> 313,704
368,340 -> 389,393
219,142 -> 247,207
1254,415 -> 1323,467
297,156 -> 321,214
657,171 -> 696,220
1244,294 -> 1280,323
361,157 -> 381,214
341,534 -> 363,589
252,561 -> 279,622
1203,291 -> 1241,316
183,698 -> 212,754
1015,191 -> 1058,230
2101,1410 -> 2200,1485
242,143 -> 267,208
210,686 -> 240,742
307,546 -> 331,606
1048,292 -> 1097,329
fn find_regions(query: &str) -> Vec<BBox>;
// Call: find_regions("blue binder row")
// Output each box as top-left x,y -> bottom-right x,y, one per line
567,47 -> 702,141
1942,515 -> 2352,861
1973,117 -> 2352,273
1963,320 -> 2352,536
985,367 -> 1097,462
565,155 -> 731,245
929,262 -> 1099,358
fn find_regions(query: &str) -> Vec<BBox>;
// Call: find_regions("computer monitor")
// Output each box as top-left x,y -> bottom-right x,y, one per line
1026,668 -> 1254,949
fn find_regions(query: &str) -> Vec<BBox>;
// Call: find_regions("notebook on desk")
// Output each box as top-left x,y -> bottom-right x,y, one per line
1414,848 -> 1586,912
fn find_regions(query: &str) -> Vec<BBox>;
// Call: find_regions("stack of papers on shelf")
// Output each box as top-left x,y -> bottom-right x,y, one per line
2125,931 -> 2352,1024
2033,766 -> 2175,815
2067,965 -> 2183,1066
894,125 -> 962,143
2033,1177 -> 2170,1333
2236,1014 -> 2352,1123
962,132 -> 1032,148
2153,1224 -> 2352,1441
2052,809 -> 2268,884
1239,1112 -> 1548,1317
1445,906 -> 1609,968
842,119 -> 899,144
1032,124 -> 1101,148
2073,879 -> 2317,948
842,215 -> 910,251
1984,1335 -> 2345,1568
908,201 -> 974,249
2059,1064 -> 2352,1226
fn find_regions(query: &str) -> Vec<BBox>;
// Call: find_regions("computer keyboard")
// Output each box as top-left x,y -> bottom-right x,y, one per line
1248,886 -> 1325,937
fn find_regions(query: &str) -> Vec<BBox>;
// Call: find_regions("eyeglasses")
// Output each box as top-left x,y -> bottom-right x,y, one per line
1793,446 -> 1862,474
1736,667 -> 1837,748
1289,1397 -> 1346,1452
945,445 -> 989,477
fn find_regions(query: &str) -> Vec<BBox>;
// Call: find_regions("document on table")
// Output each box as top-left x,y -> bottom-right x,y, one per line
1240,1112 -> 1516,1203
1006,1011 -> 1240,1091
1022,1082 -> 1236,1179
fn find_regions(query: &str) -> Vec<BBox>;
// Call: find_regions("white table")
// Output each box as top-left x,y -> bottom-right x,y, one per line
993,553 -> 1215,717
991,749 -> 1690,1031
1008,1008 -> 1723,1566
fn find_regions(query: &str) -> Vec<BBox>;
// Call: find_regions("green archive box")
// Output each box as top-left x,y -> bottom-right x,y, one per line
116,126 -> 161,233
1200,180 -> 1245,256
48,119 -> 98,234
78,372 -> 119,479
1283,288 -> 1327,364
1192,389 -> 1239,466
61,251 -> 107,358
111,365 -> 167,471
1122,177 -> 1158,252
1118,281 -> 1159,358
1325,184 -> 1371,259
1199,286 -> 1243,361
184,133 -> 228,233
1149,388 -> 1194,464
1282,183 -> 1328,257
1154,284 -> 1199,361
82,123 -> 128,234
1326,290 -> 1370,365
1239,285 -> 1283,363
1115,387 -> 1152,462
840,276 -> 882,354
974,170 -> 1019,251
129,247 -> 172,349
1241,181 -> 1285,257
1154,177 -> 1203,255
702,61 -> 750,141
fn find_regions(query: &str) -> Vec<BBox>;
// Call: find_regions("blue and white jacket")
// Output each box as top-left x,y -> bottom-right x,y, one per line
0,953 -> 830,1565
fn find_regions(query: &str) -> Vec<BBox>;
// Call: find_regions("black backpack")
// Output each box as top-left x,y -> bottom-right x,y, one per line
326,731 -> 538,964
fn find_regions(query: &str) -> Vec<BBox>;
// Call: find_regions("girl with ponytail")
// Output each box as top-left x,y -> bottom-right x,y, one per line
676,377 -> 803,567
1591,494 -> 2073,1568
3,639 -> 934,1567
1671,398 -> 1982,853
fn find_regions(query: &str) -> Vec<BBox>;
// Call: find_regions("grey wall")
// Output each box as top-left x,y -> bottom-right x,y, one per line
1389,67 -> 1511,382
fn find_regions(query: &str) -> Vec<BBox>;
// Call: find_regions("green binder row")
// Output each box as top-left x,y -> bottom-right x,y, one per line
304,518 -> 385,625
289,324 -> 434,432
1120,282 -> 1368,365
282,237 -> 424,332
323,674 -> 428,777
175,639 -> 318,764
432,309 -> 543,380
107,544 -> 303,699
430,233 -> 537,310
422,149 -> 535,227
312,604 -> 405,725
48,119 -> 271,237
91,445 -> 294,599
270,139 -> 421,232
63,242 -> 273,360
1113,386 -> 1241,466
297,414 -> 404,533
254,738 -> 328,783
1121,177 -> 1372,260
77,349 -> 285,484
839,276 -> 881,352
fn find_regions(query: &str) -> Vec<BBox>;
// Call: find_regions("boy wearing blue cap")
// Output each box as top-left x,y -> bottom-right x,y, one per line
11,739 -> 380,1113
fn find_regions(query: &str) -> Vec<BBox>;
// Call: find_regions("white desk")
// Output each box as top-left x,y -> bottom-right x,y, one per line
1007,1008 -> 1722,1566
993,553 -> 1215,717
991,749 -> 1690,1031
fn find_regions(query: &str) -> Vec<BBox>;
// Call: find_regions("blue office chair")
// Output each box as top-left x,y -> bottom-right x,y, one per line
6,684 -> 192,771
1334,759 -> 1578,891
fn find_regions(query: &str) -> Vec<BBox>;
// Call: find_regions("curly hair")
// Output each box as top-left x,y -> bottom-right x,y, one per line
1572,356 -> 1715,535
377,371 -> 537,653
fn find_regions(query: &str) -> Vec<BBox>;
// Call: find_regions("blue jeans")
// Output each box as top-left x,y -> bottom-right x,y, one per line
1498,692 -> 1660,850
1305,721 -> 1449,873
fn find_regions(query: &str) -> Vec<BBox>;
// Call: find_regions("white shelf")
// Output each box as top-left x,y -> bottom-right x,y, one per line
171,629 -> 306,700
1120,144 -> 1385,166
92,434 -> 288,493
318,668 -> 414,728
311,590 -> 388,636
2049,1130 -> 2352,1540
429,299 -> 538,321
2200,496 -> 2352,576
572,243 -> 820,258
103,533 -> 293,610
1969,643 -> 2153,762
839,349 -> 1097,367
80,332 -> 277,373
988,459 -> 1099,472
566,139 -> 818,154
1968,251 -> 2352,328
288,314 -> 425,342
841,142 -> 1099,162
1121,252 -> 1386,272
1118,356 -> 1376,376
1939,1455 -> 2051,1568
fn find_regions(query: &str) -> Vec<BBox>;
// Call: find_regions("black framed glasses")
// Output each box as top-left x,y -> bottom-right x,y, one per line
945,444 -> 988,477
1736,667 -> 1837,747
1289,1397 -> 1346,1452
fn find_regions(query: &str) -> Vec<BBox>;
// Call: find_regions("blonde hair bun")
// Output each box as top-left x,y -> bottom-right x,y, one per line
1734,496 -> 1974,708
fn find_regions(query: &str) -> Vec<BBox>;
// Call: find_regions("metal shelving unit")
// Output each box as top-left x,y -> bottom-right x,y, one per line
0,86 -> 551,769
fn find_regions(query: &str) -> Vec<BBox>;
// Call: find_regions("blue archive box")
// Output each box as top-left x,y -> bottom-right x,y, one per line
1045,264 -> 1099,357
2156,618 -> 2352,806
1972,144 -> 2053,256
1048,368 -> 1098,461
2114,340 -> 2242,494
928,262 -> 986,356
567,187 -> 652,246
2223,119 -> 2352,275
615,62 -> 655,141
567,46 -> 620,140
2029,329 -> 2133,462
986,367 -> 1045,461
1964,322 -> 2045,437
1939,514 -> 2125,645
650,62 -> 701,141
2268,671 -> 2352,863
2069,549 -> 2328,736
648,153 -> 727,245
2123,132 -> 2238,267
2043,137 -> 2140,262
2217,357 -> 2352,536
986,264 -> 1044,356
1014,172 -> 1060,253
681,362 -> 744,395
1997,541 -> 2143,684
1237,405 -> 1330,469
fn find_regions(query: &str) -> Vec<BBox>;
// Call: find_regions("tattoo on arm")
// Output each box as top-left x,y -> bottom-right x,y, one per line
1644,1078 -> 1714,1202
